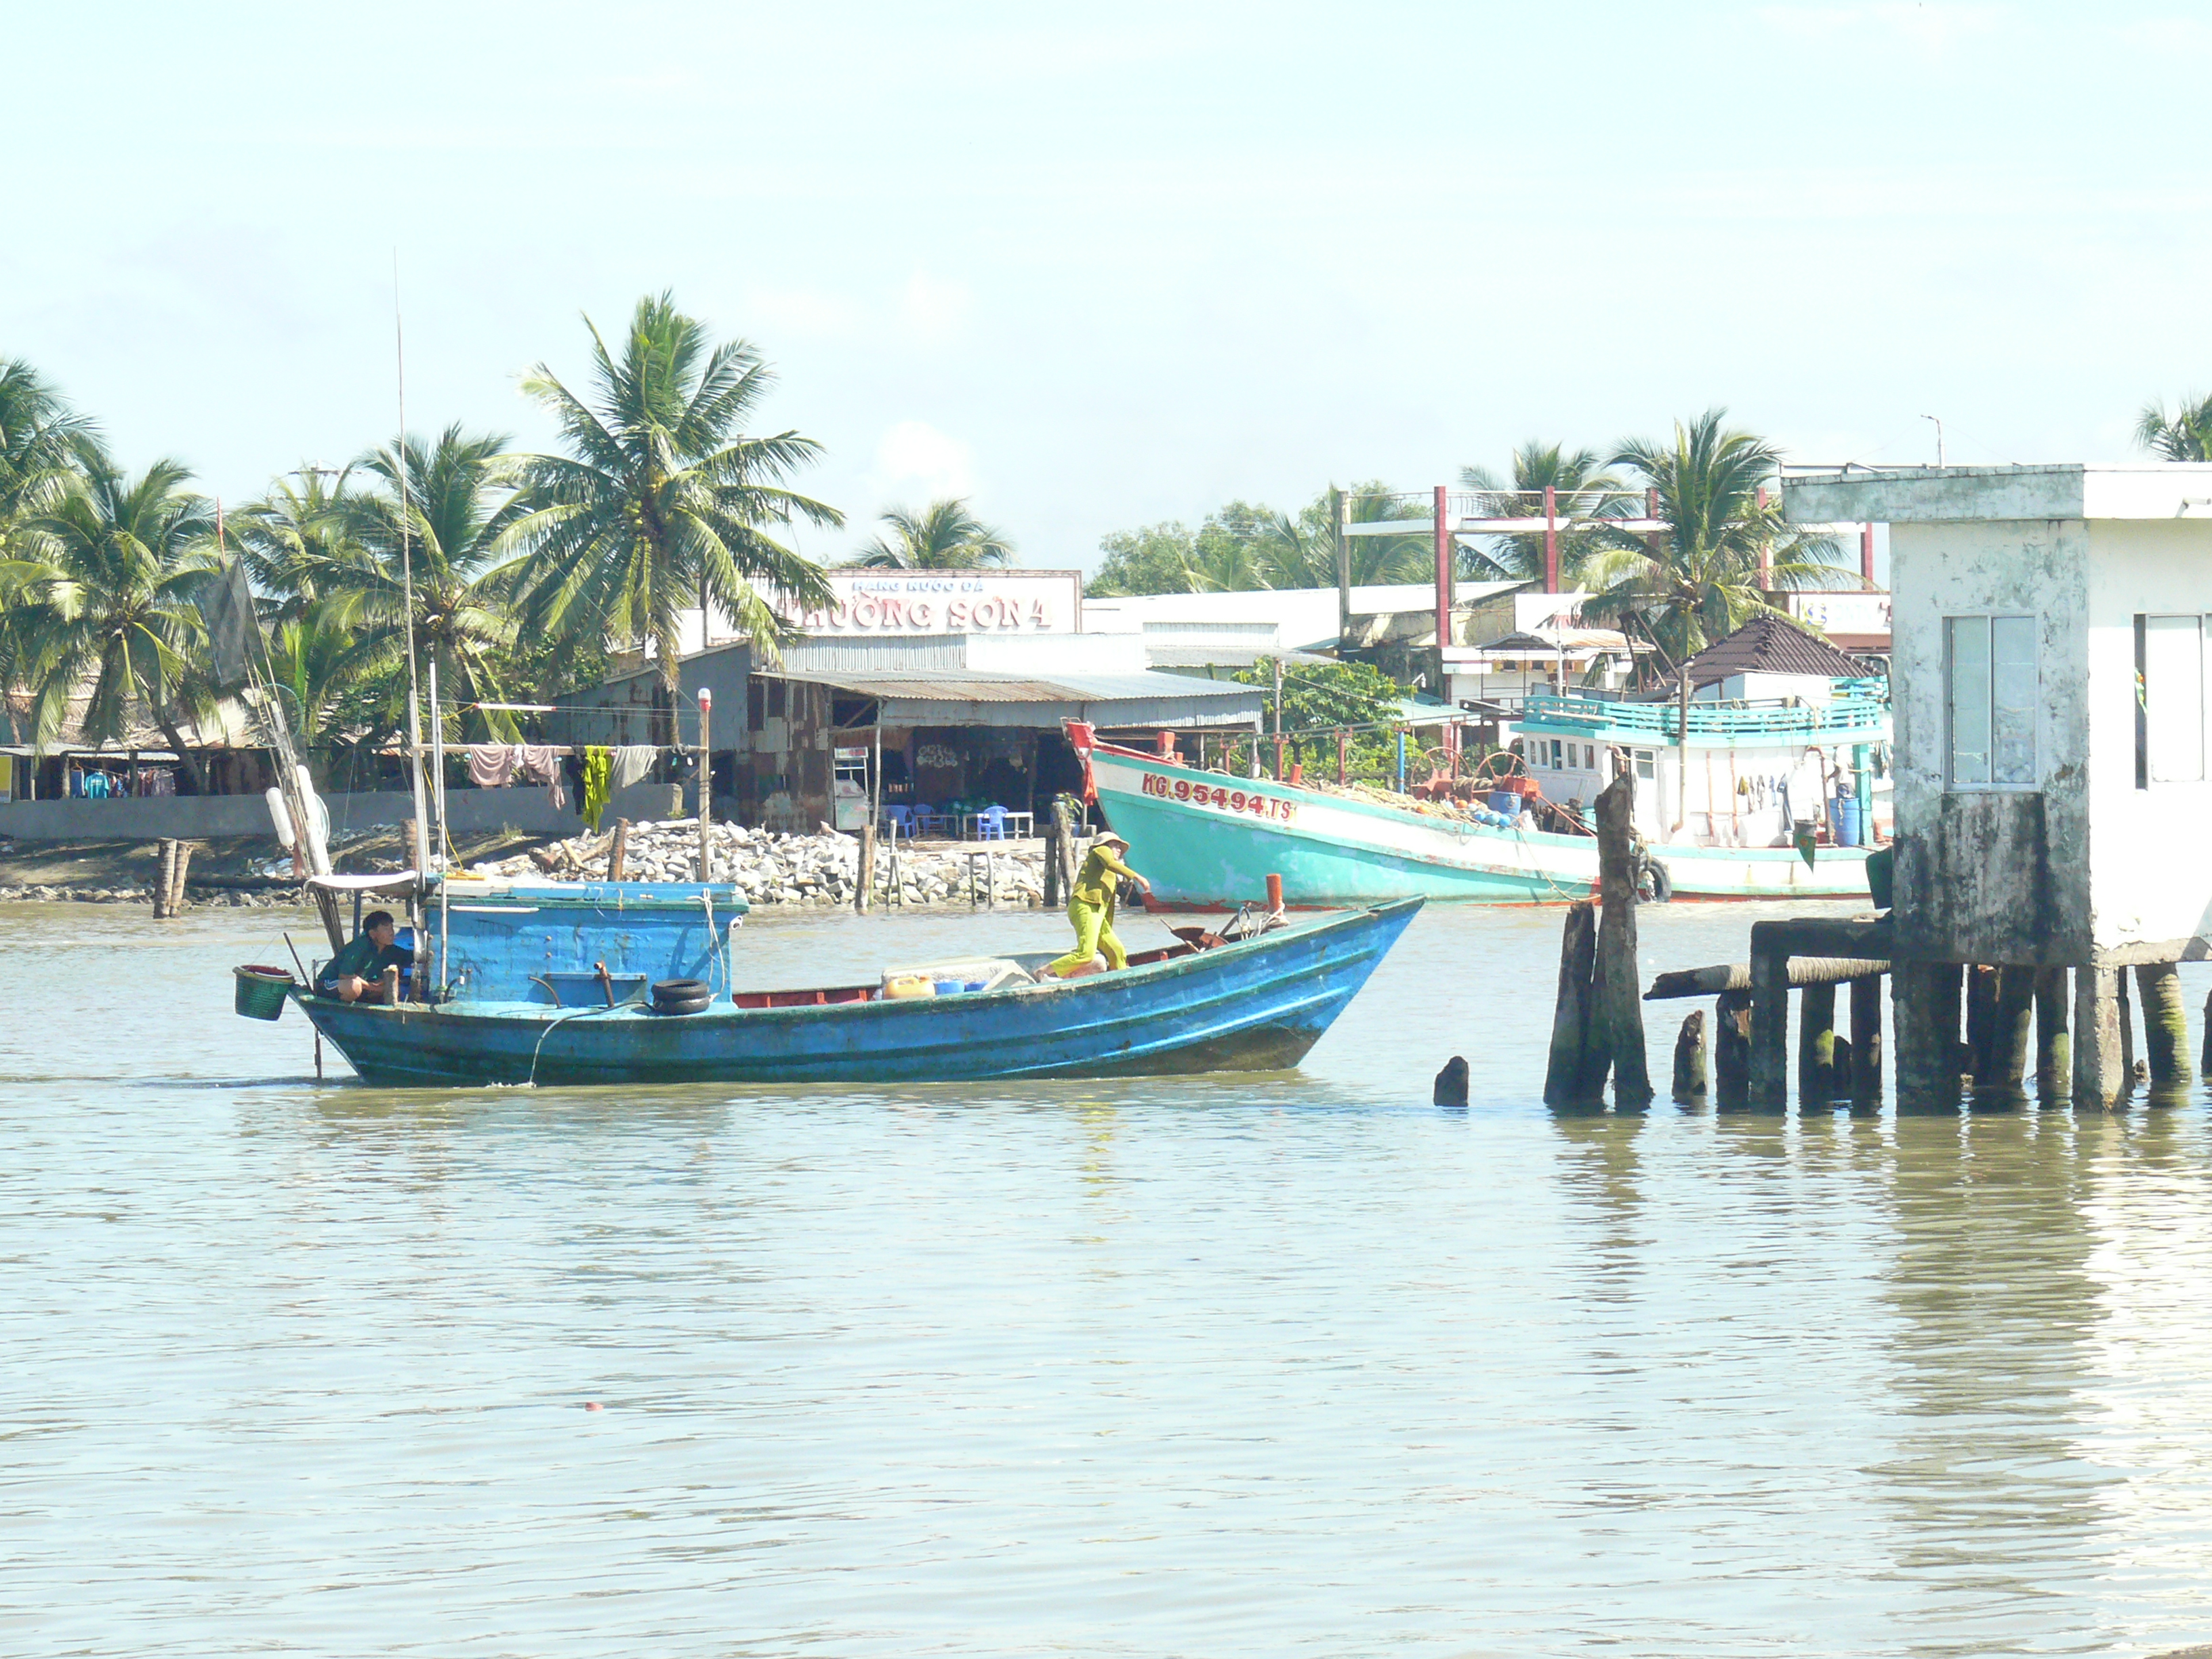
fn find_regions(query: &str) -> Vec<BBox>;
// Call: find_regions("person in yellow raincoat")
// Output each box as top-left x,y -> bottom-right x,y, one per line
1046,830 -> 1151,978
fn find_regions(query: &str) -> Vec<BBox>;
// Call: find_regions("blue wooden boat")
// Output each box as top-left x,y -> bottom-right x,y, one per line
276,893 -> 1421,1088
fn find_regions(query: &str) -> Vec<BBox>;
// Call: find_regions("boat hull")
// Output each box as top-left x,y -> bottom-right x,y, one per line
296,898 -> 1421,1088
1087,747 -> 1874,905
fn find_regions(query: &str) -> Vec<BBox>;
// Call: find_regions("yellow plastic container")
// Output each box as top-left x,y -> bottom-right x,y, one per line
882,972 -> 937,1000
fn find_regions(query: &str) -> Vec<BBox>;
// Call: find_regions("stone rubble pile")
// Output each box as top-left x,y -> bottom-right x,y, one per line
467,821 -> 1048,910
0,882 -> 289,907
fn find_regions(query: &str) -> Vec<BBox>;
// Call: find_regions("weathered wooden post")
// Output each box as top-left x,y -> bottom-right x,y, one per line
1748,933 -> 1790,1109
1848,975 -> 1883,1107
1715,989 -> 1752,1109
2202,988 -> 2212,1079
2033,968 -> 2070,1101
1672,1009 -> 1708,1104
1591,773 -> 1652,1107
2135,962 -> 2192,1089
1892,960 -> 1963,1109
2072,966 -> 2126,1109
152,838 -> 178,919
856,822 -> 876,914
1982,965 -> 2036,1097
608,818 -> 631,882
1798,981 -> 1837,1105
1544,901 -> 1599,1107
1433,1055 -> 1469,1106
1043,811 -> 1062,909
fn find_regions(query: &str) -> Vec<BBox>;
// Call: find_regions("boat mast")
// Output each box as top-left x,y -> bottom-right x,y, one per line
394,255 -> 434,985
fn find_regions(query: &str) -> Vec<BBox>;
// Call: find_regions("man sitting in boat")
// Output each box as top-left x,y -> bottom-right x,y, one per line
317,909 -> 407,1004
1047,830 -> 1152,979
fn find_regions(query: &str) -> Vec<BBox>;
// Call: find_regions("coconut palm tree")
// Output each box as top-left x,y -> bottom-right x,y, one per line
1584,409 -> 1847,663
2135,394 -> 2212,462
1457,442 -> 1636,588
306,425 -> 528,743
0,358 -> 95,542
849,497 -> 1015,569
6,448 -> 221,789
226,464 -> 361,619
514,292 -> 842,689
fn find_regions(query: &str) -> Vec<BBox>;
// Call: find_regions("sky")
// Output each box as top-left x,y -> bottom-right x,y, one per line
9,1 -> 2212,575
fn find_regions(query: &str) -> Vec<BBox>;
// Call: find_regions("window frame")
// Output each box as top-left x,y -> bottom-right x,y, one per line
1944,613 -> 2040,794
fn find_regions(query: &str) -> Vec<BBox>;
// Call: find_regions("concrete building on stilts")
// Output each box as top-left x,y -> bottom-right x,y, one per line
1782,464 -> 2212,1107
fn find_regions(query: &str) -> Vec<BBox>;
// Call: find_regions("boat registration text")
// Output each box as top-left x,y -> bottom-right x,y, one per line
1139,771 -> 1298,823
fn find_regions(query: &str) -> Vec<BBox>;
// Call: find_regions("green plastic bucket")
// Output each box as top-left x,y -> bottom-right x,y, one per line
1864,845 -> 1894,912
233,964 -> 293,1021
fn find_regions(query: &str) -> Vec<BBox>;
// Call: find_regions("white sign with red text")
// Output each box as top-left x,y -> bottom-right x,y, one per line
792,571 -> 1083,636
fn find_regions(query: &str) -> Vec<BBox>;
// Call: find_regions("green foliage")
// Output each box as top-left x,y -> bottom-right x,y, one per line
1582,409 -> 1849,665
514,291 -> 841,686
848,497 -> 1015,569
2137,394 -> 2212,462
1457,441 -> 1636,588
1231,656 -> 1403,733
1085,483 -> 1435,597
6,447 -> 220,783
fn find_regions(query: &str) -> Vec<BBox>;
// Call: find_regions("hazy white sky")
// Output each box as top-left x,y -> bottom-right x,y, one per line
9,1 -> 2211,571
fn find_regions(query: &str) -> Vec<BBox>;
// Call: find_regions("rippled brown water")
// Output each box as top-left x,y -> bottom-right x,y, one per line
5,897 -> 2212,1656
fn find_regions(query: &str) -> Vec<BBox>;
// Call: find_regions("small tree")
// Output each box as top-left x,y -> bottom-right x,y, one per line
848,499 -> 1014,569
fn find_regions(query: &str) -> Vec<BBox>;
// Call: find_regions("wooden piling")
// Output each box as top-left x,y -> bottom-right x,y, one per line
1748,941 -> 1790,1109
609,818 -> 631,883
2072,965 -> 2126,1109
2202,987 -> 2212,1079
1715,989 -> 1752,1109
2135,962 -> 2192,1089
1672,1009 -> 1708,1103
2033,968 -> 2070,1101
1544,901 -> 1599,1108
857,823 -> 876,914
1043,813 -> 1062,908
153,838 -> 178,919
1892,960 -> 1964,1109
1798,981 -> 1837,1106
1433,1056 -> 1469,1107
1848,975 -> 1883,1107
1590,775 -> 1651,1107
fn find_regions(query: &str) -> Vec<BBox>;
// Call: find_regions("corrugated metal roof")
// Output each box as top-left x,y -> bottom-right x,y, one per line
1665,613 -> 1868,688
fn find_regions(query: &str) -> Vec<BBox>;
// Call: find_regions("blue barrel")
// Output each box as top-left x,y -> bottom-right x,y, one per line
1835,795 -> 1862,847
1488,790 -> 1519,814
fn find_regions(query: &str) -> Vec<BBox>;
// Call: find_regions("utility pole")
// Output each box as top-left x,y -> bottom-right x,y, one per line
695,686 -> 713,882
1922,413 -> 1945,468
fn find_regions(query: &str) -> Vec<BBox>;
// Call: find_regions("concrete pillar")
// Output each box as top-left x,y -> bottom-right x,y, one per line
2135,962 -> 2192,1090
2072,966 -> 2125,1109
1893,960 -> 1964,1111
1749,942 -> 1789,1109
2033,968 -> 2070,1102
1984,966 -> 2036,1097
1799,981 -> 1837,1107
1848,975 -> 1884,1107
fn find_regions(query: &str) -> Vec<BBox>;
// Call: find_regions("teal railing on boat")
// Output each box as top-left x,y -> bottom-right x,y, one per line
1517,691 -> 1890,741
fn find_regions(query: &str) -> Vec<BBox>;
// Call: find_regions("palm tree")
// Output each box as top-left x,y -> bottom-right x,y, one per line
1458,442 -> 1635,589
1584,409 -> 1847,663
514,292 -> 842,689
2135,394 -> 2212,462
309,425 -> 528,743
6,448 -> 220,790
227,464 -> 360,619
0,358 -> 95,541
265,603 -> 367,750
849,497 -> 1015,568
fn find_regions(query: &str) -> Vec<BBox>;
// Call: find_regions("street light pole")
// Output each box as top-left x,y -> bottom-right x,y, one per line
1921,413 -> 1946,468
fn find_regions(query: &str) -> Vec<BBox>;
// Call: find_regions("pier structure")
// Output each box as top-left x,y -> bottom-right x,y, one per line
1769,464 -> 2212,1108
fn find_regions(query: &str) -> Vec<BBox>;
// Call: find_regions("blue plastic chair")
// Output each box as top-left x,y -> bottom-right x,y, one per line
882,804 -> 913,838
976,804 -> 1009,841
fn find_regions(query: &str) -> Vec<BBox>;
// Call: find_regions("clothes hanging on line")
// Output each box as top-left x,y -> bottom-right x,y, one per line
581,747 -> 611,832
516,745 -> 567,812
609,745 -> 657,791
465,744 -> 516,788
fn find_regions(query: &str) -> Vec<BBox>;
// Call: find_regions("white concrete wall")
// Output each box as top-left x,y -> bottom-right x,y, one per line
2083,520 -> 2212,954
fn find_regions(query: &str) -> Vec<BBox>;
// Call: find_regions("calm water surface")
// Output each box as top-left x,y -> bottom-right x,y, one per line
5,897 -> 2212,1657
